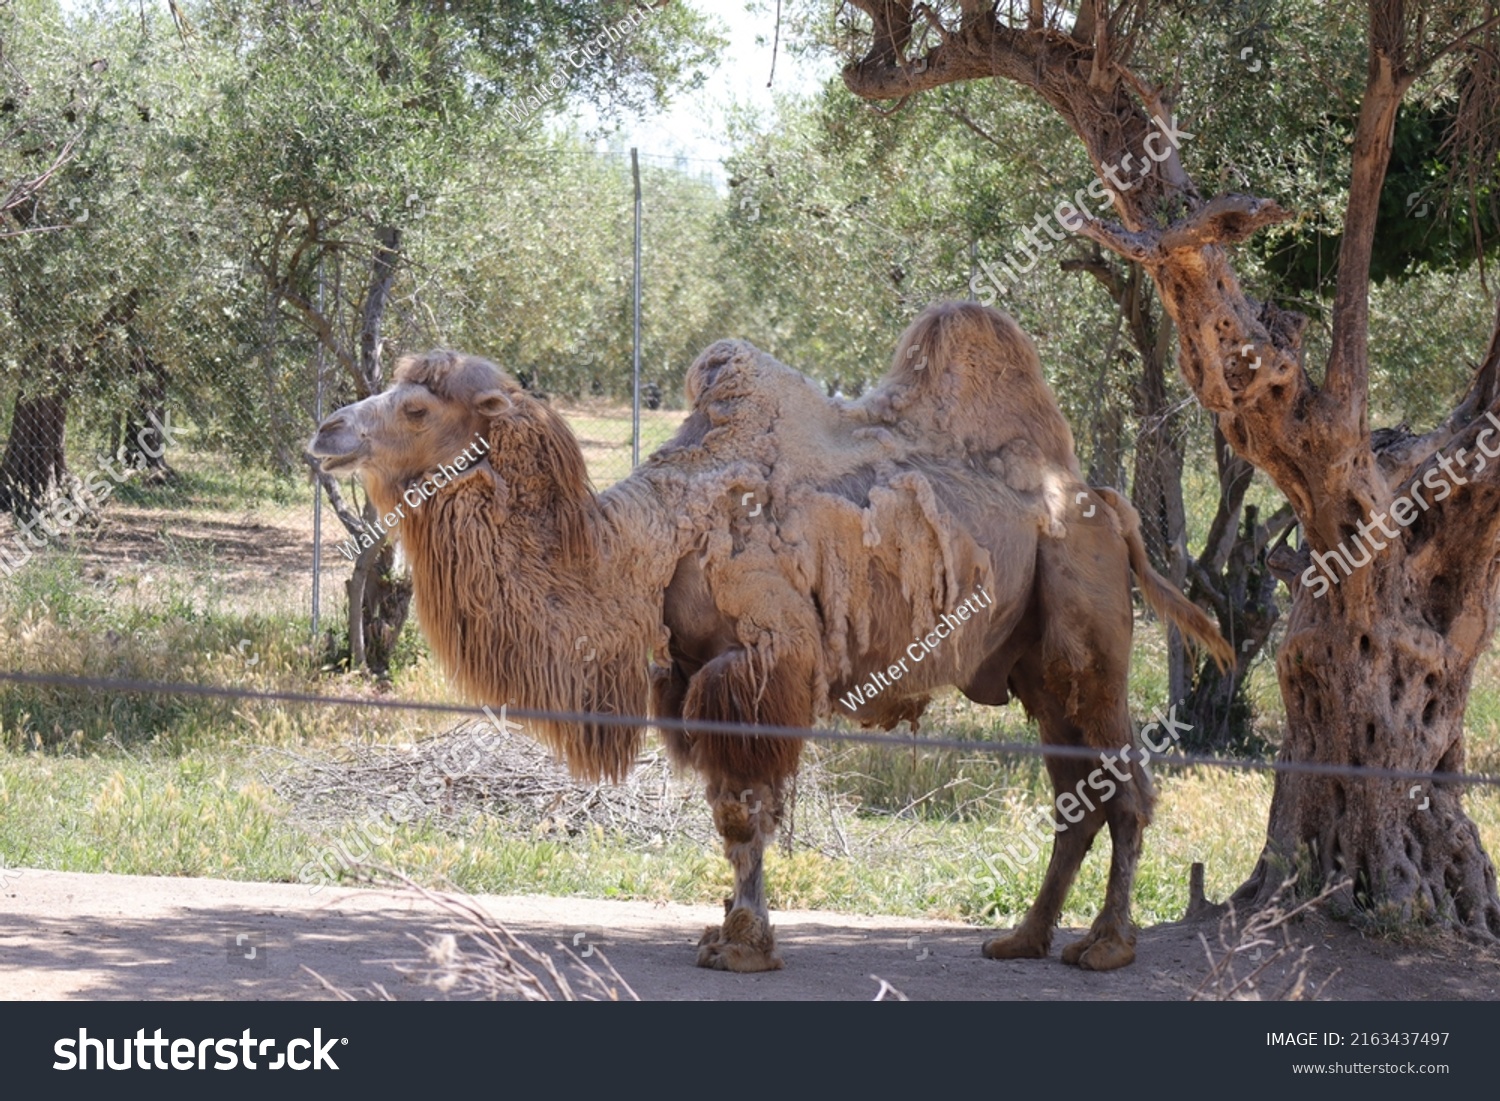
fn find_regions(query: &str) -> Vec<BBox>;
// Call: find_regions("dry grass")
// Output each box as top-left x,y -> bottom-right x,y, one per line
306,874 -> 639,1001
1190,874 -> 1348,1001
261,716 -> 858,859
550,398 -> 685,489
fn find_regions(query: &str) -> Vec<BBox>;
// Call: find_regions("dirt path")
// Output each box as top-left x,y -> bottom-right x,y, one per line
3,869 -> 1497,1001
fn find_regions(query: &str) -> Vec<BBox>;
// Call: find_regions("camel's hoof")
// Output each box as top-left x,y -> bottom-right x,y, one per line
696,907 -> 783,972
1062,928 -> 1136,971
981,929 -> 1049,960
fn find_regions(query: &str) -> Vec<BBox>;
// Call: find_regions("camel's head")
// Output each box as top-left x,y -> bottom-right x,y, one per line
308,350 -> 515,487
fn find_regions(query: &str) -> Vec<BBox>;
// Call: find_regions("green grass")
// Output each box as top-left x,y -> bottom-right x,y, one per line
1,644 -> 1496,929
0,733 -> 1279,925
107,452 -> 313,513
0,549 -> 414,754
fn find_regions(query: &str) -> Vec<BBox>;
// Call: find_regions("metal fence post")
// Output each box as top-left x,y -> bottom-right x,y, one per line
311,258 -> 325,646
631,147 -> 642,468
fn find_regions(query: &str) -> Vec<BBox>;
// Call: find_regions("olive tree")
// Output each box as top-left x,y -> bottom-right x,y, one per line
837,0 -> 1500,934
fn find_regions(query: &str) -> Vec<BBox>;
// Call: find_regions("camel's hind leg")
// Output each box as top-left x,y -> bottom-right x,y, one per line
984,508 -> 1149,971
1058,762 -> 1153,971
675,647 -> 806,973
981,679 -> 1108,962
980,635 -> 1147,971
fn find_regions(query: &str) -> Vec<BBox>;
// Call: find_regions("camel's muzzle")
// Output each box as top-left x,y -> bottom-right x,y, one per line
308,414 -> 368,474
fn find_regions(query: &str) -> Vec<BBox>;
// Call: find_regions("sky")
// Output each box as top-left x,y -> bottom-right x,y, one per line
565,1 -> 836,176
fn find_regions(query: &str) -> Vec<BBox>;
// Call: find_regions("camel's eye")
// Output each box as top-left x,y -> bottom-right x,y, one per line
402,404 -> 427,421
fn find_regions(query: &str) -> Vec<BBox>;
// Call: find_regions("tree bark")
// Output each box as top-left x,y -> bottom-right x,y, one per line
1122,266 -> 1191,704
358,225 -> 401,397
1085,399 -> 1125,490
345,524 -> 412,677
117,338 -> 174,484
1234,566 -> 1500,934
0,348 -> 73,520
1151,218 -> 1500,933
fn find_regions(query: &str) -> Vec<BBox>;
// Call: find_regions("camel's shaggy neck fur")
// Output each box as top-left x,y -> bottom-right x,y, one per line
365,386 -> 683,782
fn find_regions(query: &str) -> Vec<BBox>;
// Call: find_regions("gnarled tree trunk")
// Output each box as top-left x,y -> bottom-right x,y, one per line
1237,559 -> 1500,924
0,349 -> 72,519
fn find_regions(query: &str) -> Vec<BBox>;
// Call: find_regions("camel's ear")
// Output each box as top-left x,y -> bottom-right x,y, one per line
474,389 -> 513,418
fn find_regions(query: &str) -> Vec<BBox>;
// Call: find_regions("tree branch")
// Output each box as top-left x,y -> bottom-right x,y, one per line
0,134 -> 78,222
1059,253 -> 1123,300
1443,295 -> 1500,438
941,106 -> 1009,152
1158,194 -> 1293,252
1415,8 -> 1500,72
1072,215 -> 1156,262
843,4 -> 1062,102
300,453 -> 371,537
274,284 -> 358,383
1322,5 -> 1413,425
1201,419 -> 1255,575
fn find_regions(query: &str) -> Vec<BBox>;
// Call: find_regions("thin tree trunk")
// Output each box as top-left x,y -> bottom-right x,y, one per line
345,525 -> 411,676
118,339 -> 173,483
358,225 -> 401,396
0,348 -> 72,519
341,225 -> 409,674
1124,267 -> 1191,703
1064,256 -> 1196,706
1085,401 -> 1125,489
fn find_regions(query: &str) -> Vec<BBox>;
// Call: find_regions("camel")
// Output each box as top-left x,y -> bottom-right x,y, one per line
308,301 -> 1232,973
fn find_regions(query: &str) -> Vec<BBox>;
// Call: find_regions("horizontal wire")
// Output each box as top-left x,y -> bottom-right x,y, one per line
1,668 -> 1496,791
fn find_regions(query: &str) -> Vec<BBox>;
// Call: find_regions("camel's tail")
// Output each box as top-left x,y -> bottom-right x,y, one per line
1094,487 -> 1235,673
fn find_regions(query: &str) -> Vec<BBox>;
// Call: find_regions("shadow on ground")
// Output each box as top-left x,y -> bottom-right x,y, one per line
1,870 -> 1495,1001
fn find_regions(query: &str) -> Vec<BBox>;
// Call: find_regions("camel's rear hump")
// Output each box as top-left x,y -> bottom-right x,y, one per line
856,301 -> 1081,470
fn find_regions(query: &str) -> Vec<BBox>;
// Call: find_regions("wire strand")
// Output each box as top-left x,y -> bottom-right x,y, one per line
1,669 -> 1495,790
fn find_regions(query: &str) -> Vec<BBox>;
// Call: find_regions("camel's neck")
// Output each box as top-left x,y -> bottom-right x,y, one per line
374,407 -> 688,780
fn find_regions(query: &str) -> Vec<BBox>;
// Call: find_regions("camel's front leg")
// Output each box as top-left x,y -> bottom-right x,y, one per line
697,778 -> 783,972
679,646 -> 808,973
